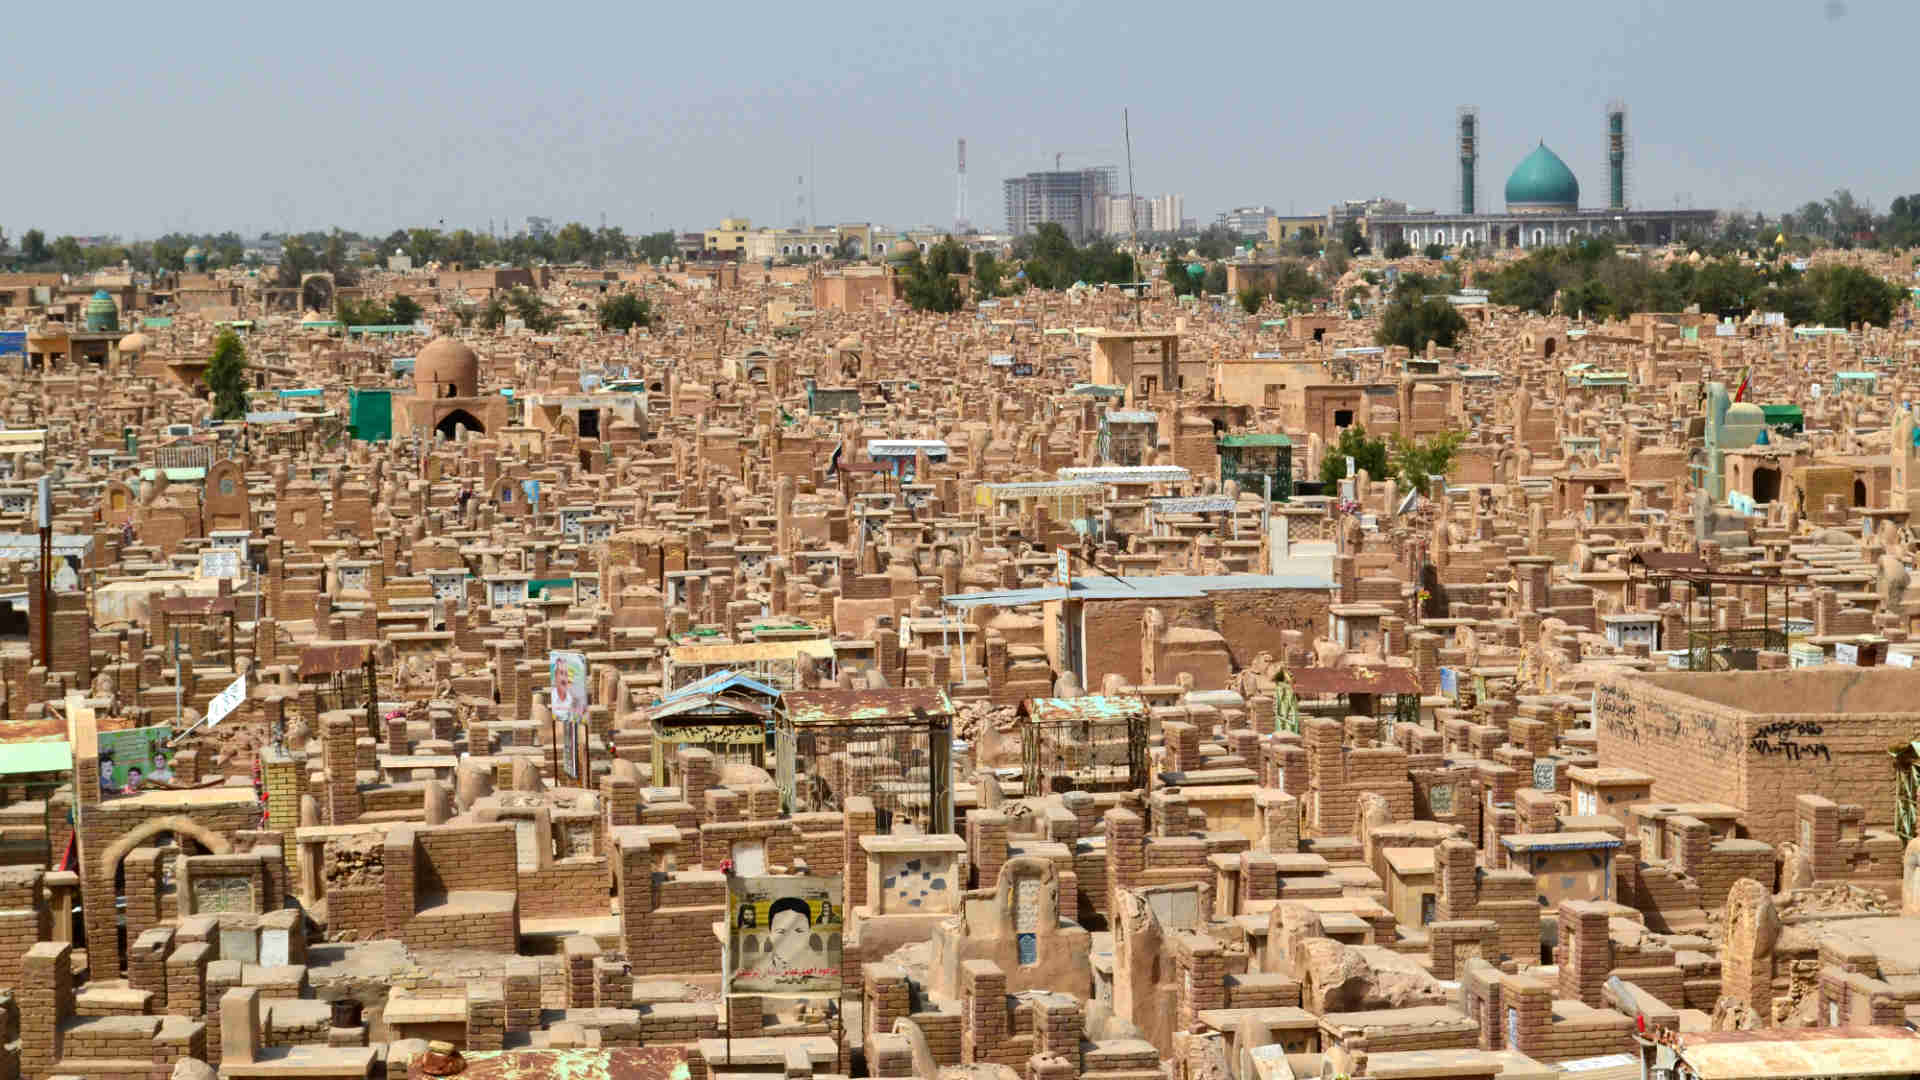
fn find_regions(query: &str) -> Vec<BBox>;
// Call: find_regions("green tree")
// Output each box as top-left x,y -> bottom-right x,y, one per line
1808,264 -> 1902,327
973,251 -> 1006,298
902,251 -> 965,314
1191,224 -> 1240,259
387,295 -> 425,325
1237,287 -> 1265,315
478,295 -> 507,330
598,292 -> 653,331
21,230 -> 48,265
1391,431 -> 1465,496
1423,243 -> 1446,260
336,298 -> 391,325
1341,222 -> 1369,255
1320,425 -> 1390,489
204,329 -> 249,420
1201,263 -> 1227,295
637,231 -> 677,262
1383,238 -> 1412,259
50,236 -> 83,271
1376,295 -> 1468,353
507,288 -> 558,332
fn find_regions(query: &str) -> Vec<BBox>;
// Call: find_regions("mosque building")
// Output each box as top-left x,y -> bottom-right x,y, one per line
1348,103 -> 1718,251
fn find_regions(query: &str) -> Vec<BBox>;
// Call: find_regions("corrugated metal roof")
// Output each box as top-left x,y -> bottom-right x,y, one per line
943,570 -> 1335,610
1057,465 -> 1190,483
780,688 -> 954,723
670,640 -> 832,663
658,669 -> 780,703
436,1047 -> 689,1080
1021,695 -> 1144,722
1288,666 -> 1422,696
1676,1027 -> 1920,1079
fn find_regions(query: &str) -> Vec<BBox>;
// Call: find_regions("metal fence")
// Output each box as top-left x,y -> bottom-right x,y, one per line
1686,627 -> 1788,671
1021,711 -> 1147,795
776,716 -> 952,834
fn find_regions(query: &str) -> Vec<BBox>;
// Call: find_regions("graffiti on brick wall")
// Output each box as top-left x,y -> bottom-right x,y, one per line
1592,682 -> 1743,757
1748,719 -> 1830,762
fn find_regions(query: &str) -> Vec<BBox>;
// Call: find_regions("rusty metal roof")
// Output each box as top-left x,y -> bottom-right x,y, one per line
423,1048 -> 689,1080
157,595 -> 236,616
779,688 -> 954,724
1288,666 -> 1422,696
1675,1026 -> 1920,1079
1020,695 -> 1145,723
298,641 -> 373,677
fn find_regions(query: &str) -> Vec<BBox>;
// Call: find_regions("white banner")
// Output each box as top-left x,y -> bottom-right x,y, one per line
207,673 -> 247,729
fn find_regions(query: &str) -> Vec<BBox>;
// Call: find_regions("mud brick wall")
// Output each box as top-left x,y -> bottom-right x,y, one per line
1224,973 -> 1302,1010
0,868 -> 48,991
413,823 -> 516,894
127,928 -> 171,1012
962,959 -> 1018,1069
1694,841 -> 1777,910
632,1001 -> 717,1045
519,858 -> 611,919
628,873 -> 724,976
327,886 -> 385,940
20,942 -> 73,1079
790,812 -> 845,877
864,962 -> 912,1048
165,942 -> 212,1019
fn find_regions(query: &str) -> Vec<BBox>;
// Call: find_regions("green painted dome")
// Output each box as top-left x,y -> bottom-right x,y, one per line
1504,141 -> 1580,211
84,290 -> 118,333
183,245 -> 207,270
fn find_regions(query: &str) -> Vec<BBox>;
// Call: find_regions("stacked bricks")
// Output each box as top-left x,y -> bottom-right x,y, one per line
323,713 -> 362,826
20,941 -> 74,1079
864,962 -> 912,1048
1427,920 -> 1498,980
0,868 -> 49,990
1556,901 -> 1612,1007
128,928 -> 172,1012
467,980 -> 506,1051
564,935 -> 599,1008
1174,932 -> 1227,1032
1031,994 -> 1084,1074
594,957 -> 632,1009
968,811 -> 1010,890
962,959 -> 1013,1068
1105,808 -> 1145,901
505,958 -> 542,1032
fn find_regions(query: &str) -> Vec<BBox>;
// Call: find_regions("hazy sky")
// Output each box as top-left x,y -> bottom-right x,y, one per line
14,0 -> 1913,240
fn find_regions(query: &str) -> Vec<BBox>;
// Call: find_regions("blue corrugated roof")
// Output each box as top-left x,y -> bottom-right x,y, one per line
658,668 -> 780,703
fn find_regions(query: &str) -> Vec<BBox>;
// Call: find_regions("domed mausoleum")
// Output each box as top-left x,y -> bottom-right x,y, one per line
398,336 -> 506,441
1341,103 -> 1716,252
1504,142 -> 1580,213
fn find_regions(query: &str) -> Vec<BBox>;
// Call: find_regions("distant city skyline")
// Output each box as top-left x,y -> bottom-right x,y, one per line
5,0 -> 1911,240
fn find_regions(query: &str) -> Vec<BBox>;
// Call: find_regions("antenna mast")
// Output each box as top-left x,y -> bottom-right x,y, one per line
1124,108 -> 1140,324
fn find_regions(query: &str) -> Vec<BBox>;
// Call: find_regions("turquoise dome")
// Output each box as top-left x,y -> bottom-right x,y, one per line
183,245 -> 207,271
1504,141 -> 1580,211
84,290 -> 118,332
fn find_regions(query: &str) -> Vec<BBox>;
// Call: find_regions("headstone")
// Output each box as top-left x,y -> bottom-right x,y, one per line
220,926 -> 259,964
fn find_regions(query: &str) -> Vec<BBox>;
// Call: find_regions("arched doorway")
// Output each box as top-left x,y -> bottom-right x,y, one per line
436,408 -> 485,440
1543,338 -> 1556,359
1753,467 -> 1781,504
300,275 -> 335,312
1854,478 -> 1868,507
1504,226 -> 1520,248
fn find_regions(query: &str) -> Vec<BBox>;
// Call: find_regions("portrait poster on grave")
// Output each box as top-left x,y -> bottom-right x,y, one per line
97,724 -> 174,797
549,650 -> 588,779
726,875 -> 843,996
